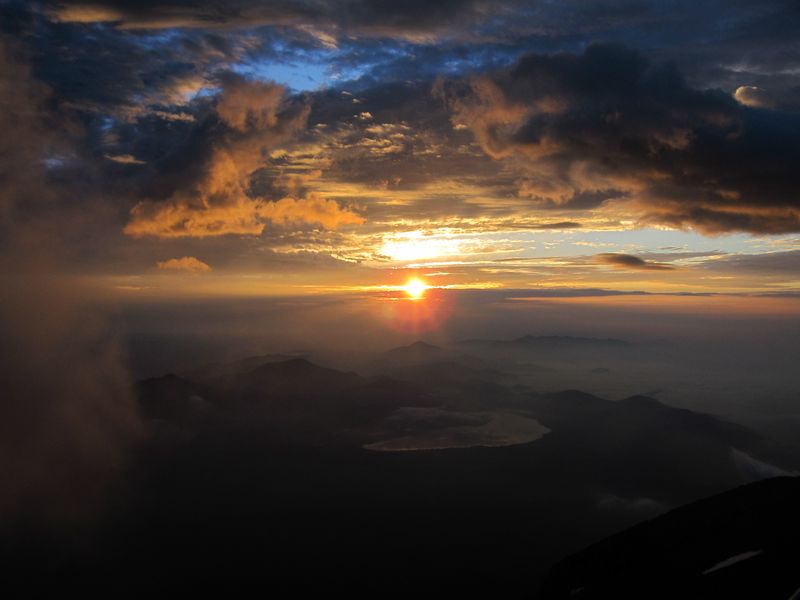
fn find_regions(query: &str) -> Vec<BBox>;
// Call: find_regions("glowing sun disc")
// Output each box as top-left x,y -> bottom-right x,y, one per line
403,277 -> 428,299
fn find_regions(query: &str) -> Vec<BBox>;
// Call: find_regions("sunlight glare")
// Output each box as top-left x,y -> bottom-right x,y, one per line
380,231 -> 461,263
404,277 -> 428,299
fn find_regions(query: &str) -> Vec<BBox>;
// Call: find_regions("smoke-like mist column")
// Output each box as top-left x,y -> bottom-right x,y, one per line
0,36 -> 142,523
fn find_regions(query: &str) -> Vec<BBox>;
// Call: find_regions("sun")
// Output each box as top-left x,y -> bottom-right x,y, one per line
403,277 -> 428,299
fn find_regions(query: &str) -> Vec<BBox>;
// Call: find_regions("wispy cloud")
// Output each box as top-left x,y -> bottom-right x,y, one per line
595,253 -> 675,271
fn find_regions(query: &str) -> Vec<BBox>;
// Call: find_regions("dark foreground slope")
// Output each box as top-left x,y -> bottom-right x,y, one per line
539,476 -> 800,599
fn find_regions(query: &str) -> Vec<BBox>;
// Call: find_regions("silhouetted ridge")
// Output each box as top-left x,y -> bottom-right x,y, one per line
182,353 -> 306,381
618,394 -> 666,407
545,389 -> 610,405
457,335 -> 632,350
379,341 -> 452,366
237,358 -> 360,391
513,335 -> 630,347
249,357 -> 325,375
384,341 -> 441,355
539,476 -> 800,599
135,373 -> 204,398
406,341 -> 439,350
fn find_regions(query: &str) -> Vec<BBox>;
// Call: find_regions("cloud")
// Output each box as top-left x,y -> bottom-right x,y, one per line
156,256 -> 212,273
262,194 -> 365,228
123,78 -> 363,238
595,253 -> 675,271
215,78 -> 287,132
105,153 -> 145,164
151,110 -> 196,122
12,6 -> 236,121
531,221 -> 582,230
0,36 -> 142,522
733,86 -> 775,109
5,0 -> 800,283
437,44 -> 800,234
43,0 -> 486,40
700,249 -> 800,273
127,192 -> 364,238
46,4 -> 126,24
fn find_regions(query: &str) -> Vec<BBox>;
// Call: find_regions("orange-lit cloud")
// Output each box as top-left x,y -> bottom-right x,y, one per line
156,256 -> 212,273
47,5 -> 126,24
733,86 -> 775,109
104,153 -> 145,165
123,78 -> 363,238
215,78 -> 287,132
125,192 -> 363,238
262,194 -> 365,228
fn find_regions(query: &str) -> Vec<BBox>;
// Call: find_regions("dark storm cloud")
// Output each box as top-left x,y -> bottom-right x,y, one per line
10,1 -> 798,235
655,2 -> 800,109
38,0 -> 800,113
595,253 -> 675,271
4,14 -> 183,115
26,0 -> 800,110
437,43 -> 800,234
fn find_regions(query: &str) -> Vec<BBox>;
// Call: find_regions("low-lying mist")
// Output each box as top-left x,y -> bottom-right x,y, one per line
119,290 -> 800,437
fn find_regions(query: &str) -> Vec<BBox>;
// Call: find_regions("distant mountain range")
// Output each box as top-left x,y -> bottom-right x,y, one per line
459,335 -> 632,349
135,351 -> 793,497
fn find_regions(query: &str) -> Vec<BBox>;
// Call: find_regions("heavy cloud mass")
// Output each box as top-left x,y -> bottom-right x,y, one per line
43,0 -> 489,37
0,2 -> 797,287
437,44 -> 800,234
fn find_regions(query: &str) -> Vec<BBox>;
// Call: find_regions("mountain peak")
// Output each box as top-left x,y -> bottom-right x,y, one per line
384,340 -> 442,357
513,335 -> 629,346
402,341 -> 440,350
248,357 -> 330,376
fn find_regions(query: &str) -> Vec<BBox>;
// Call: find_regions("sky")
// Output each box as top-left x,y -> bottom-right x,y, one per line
1,0 -> 800,300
